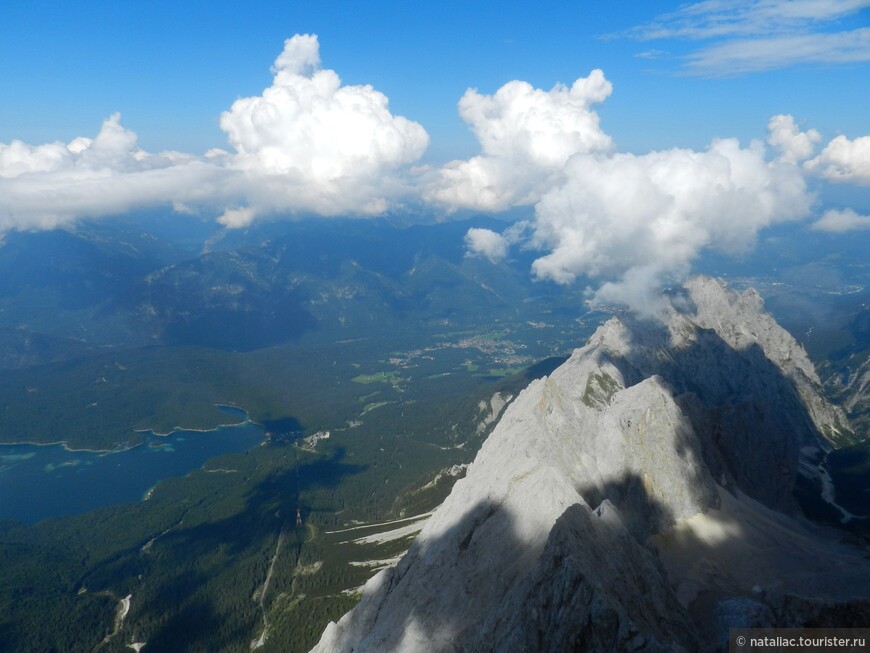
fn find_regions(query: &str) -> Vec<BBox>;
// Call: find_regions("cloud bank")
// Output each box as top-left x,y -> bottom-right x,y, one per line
1,31 -> 868,316
0,34 -> 428,231
536,139 -> 809,270
458,93 -> 824,315
0,114 -> 226,231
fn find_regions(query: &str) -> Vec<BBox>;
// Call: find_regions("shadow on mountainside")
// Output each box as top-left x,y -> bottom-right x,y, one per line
609,314 -> 829,516
323,476 -> 870,653
321,481 -> 703,653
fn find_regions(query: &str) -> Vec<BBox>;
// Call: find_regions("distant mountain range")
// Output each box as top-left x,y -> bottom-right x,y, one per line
0,215 -> 598,450
0,216 -> 590,359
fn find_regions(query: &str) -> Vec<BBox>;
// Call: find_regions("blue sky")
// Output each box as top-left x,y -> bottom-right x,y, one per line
2,0 -> 867,157
1,1 -> 868,310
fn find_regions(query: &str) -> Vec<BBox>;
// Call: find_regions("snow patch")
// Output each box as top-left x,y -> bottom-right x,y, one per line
325,511 -> 433,535
351,521 -> 428,545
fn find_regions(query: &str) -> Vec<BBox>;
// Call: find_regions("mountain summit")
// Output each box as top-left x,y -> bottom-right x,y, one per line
311,276 -> 869,652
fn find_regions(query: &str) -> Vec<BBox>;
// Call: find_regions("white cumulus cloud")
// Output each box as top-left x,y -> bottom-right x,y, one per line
217,207 -> 257,229
0,140 -> 73,178
220,34 -> 429,219
805,133 -> 870,184
465,228 -> 510,263
812,207 -> 870,231
466,127 -> 814,316
464,221 -> 529,263
529,139 -> 811,299
0,114 -> 227,231
427,71 -> 613,212
766,114 -> 821,164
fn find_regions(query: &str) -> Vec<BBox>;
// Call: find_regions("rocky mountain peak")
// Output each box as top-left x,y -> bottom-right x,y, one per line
311,276 -> 869,653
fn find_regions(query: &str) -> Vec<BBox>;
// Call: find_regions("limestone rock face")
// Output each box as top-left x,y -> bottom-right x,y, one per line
825,349 -> 870,437
682,276 -> 853,447
311,277 -> 866,653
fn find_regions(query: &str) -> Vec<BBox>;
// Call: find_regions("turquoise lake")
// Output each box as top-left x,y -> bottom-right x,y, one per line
0,406 -> 264,524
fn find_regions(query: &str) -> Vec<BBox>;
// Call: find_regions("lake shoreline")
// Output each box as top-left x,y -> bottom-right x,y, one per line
0,404 -> 256,453
0,406 -> 266,524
